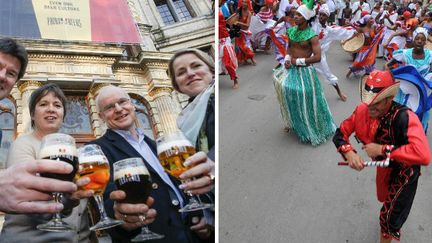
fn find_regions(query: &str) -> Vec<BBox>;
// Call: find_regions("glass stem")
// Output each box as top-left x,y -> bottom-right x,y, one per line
94,195 -> 108,220
182,178 -> 200,202
53,193 -> 62,220
141,225 -> 151,233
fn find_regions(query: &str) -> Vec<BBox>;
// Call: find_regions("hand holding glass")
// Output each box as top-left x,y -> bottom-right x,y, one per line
113,157 -> 164,242
77,144 -> 123,231
156,131 -> 214,212
37,133 -> 78,232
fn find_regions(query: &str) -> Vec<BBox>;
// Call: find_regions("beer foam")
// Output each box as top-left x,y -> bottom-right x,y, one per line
114,166 -> 149,181
157,139 -> 193,154
79,155 -> 107,164
39,144 -> 77,158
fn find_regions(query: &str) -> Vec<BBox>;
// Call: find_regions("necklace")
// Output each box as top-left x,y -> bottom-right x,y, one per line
287,26 -> 316,42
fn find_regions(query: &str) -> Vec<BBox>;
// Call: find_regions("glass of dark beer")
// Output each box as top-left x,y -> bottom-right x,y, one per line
37,133 -> 78,232
78,144 -> 123,231
156,131 -> 213,212
113,157 -> 164,242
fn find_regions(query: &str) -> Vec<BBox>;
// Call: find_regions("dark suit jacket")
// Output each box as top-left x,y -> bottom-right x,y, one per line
88,129 -> 203,243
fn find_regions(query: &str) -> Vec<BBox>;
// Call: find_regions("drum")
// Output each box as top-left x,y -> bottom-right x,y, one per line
425,40 -> 432,51
226,13 -> 239,26
341,33 -> 365,53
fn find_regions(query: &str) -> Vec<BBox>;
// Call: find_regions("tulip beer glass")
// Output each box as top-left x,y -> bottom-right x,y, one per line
78,144 -> 123,231
113,157 -> 164,242
156,131 -> 213,212
37,133 -> 78,232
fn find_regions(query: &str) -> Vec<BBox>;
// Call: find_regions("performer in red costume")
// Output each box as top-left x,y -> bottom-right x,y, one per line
333,70 -> 431,243
219,0 -> 239,88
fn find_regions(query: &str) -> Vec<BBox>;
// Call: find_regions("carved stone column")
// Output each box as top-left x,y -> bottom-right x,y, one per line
138,23 -> 157,51
89,83 -> 110,137
17,80 -> 43,134
149,87 -> 180,136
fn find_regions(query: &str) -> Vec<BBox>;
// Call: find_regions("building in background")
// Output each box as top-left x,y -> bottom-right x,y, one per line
0,0 -> 215,169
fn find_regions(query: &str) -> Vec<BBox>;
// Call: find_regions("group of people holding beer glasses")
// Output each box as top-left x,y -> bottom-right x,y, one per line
0,37 -> 215,243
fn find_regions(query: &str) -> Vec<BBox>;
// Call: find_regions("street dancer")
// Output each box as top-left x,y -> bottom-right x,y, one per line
346,14 -> 384,78
267,5 -> 297,68
312,5 -> 356,101
273,0 -> 336,146
333,70 -> 431,243
385,27 -> 432,130
234,0 -> 257,65
219,1 -> 240,89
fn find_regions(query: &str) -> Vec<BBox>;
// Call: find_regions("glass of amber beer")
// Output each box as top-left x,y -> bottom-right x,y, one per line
78,144 -> 123,231
113,157 -> 164,242
37,133 -> 78,232
156,131 -> 213,212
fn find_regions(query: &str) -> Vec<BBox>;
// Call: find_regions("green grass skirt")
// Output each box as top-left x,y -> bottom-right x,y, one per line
273,65 -> 336,146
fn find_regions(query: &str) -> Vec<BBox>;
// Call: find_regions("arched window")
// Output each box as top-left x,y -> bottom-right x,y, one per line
0,98 -> 16,169
59,96 -> 94,145
131,96 -> 155,140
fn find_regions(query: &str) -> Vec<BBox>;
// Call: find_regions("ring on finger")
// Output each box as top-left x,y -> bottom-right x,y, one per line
123,214 -> 128,220
206,174 -> 215,182
139,215 -> 146,222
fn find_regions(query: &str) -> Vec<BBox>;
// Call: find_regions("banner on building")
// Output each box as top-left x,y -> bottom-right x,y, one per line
0,0 -> 141,43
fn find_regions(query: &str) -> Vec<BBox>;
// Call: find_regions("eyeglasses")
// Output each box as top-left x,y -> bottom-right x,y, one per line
102,98 -> 130,113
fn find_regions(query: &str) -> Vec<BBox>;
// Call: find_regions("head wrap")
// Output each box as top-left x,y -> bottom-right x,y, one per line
358,14 -> 372,25
265,0 -> 273,5
285,5 -> 295,13
319,5 -> 330,17
413,27 -> 428,39
296,0 -> 315,20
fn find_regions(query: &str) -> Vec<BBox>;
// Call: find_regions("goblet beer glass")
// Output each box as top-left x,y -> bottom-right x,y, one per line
78,144 -> 123,231
113,157 -> 164,242
37,133 -> 78,232
156,131 -> 213,212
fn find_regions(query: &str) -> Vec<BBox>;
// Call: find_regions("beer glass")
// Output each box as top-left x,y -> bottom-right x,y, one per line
156,131 -> 213,212
113,157 -> 164,242
37,133 -> 78,232
78,144 -> 123,231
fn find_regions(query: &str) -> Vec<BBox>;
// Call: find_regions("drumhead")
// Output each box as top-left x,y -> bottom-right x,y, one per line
341,34 -> 365,53
226,13 -> 239,26
425,40 -> 432,51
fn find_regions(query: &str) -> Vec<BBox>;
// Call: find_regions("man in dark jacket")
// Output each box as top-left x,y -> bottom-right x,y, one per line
89,85 -> 212,243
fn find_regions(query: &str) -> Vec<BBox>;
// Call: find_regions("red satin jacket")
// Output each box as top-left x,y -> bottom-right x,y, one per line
333,102 -> 430,201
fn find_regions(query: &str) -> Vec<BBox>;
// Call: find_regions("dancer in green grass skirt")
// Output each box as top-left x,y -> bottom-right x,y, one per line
273,0 -> 336,146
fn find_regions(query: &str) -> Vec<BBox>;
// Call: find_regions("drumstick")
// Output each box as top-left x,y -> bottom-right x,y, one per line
338,159 -> 390,167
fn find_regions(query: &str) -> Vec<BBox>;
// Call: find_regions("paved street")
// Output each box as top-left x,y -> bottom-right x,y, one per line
219,43 -> 432,243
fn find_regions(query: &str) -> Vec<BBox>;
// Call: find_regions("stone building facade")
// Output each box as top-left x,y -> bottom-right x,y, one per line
0,0 -> 215,169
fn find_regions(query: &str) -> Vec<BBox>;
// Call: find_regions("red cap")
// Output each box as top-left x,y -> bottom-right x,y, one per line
360,70 -> 399,105
265,0 -> 273,5
403,11 -> 411,19
361,10 -> 369,17
366,70 -> 395,89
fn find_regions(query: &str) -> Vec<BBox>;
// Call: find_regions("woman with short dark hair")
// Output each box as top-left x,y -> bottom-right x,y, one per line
0,83 -> 94,243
